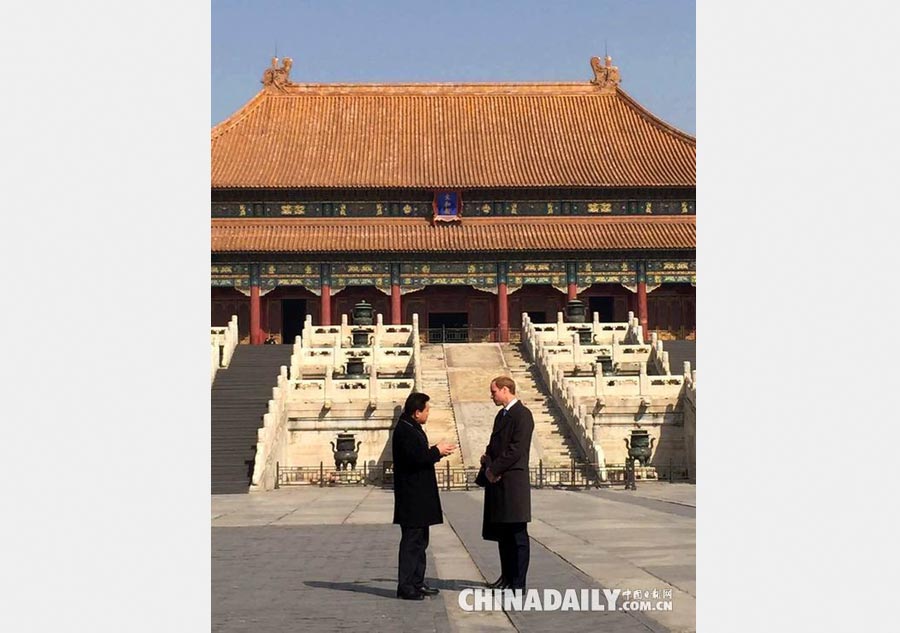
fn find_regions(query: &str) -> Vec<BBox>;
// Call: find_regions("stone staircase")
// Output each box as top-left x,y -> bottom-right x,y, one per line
500,343 -> 588,467
416,344 -> 465,467
211,345 -> 293,494
662,340 -> 697,372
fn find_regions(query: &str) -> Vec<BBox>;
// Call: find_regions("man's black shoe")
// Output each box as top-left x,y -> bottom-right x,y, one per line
418,585 -> 440,596
486,575 -> 506,588
397,589 -> 424,600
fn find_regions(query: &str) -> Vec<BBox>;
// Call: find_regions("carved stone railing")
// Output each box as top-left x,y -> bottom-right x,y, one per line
522,313 -> 605,472
210,315 -> 238,383
647,332 -> 672,374
299,313 -> 419,349
250,364 -> 417,491
291,313 -> 420,380
524,311 -> 632,349
411,314 -> 422,390
285,374 -> 415,411
682,361 -> 697,483
248,313 -> 420,491
522,312 -> 693,480
250,366 -> 290,491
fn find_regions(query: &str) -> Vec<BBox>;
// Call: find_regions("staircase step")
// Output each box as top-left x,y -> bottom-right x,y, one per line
211,345 -> 293,494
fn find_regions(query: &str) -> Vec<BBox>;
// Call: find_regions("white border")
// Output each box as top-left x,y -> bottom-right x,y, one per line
1,1 -> 210,630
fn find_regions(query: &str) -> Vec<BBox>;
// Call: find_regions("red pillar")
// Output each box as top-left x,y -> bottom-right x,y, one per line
320,263 -> 332,326
250,285 -> 261,345
497,262 -> 510,342
637,281 -> 649,343
498,285 -> 509,343
320,285 -> 331,325
391,284 -> 402,325
566,262 -> 578,301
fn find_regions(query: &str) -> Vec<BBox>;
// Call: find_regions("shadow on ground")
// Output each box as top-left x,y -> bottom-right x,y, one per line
305,577 -> 482,598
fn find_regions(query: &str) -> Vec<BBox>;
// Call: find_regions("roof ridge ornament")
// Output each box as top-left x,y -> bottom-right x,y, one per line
262,57 -> 295,93
590,55 -> 621,93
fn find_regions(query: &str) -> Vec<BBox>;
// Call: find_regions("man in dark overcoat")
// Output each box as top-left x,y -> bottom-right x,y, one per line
392,392 -> 456,600
480,375 -> 535,590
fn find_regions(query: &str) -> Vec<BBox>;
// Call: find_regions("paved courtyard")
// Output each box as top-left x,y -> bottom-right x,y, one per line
212,483 -> 695,633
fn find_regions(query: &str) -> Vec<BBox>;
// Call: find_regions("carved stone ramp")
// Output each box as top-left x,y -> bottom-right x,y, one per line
443,343 -> 542,465
444,343 -> 586,468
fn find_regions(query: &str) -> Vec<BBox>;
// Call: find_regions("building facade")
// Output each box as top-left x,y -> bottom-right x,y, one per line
211,56 -> 696,344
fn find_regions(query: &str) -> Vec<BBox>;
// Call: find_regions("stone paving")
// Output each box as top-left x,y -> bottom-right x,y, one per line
213,524 -> 452,633
212,484 -> 695,633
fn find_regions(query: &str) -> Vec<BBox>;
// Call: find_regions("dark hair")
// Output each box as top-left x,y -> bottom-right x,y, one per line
403,392 -> 430,418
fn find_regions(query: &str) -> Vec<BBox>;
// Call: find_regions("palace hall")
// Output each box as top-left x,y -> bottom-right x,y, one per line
211,56 -> 695,344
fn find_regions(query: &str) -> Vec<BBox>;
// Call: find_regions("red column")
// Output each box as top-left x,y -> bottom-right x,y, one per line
498,283 -> 509,343
320,263 -> 332,325
250,285 -> 261,345
497,262 -> 510,342
320,285 -> 331,325
566,262 -> 578,300
637,281 -> 649,343
391,284 -> 402,324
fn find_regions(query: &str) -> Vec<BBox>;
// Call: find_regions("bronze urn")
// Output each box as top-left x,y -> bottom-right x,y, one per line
345,357 -> 365,377
331,433 -> 363,470
564,300 -> 592,344
351,301 -> 374,347
624,429 -> 656,467
351,301 -> 374,325
564,299 -> 586,323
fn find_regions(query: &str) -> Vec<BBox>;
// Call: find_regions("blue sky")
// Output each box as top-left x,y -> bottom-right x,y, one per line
212,0 -> 695,134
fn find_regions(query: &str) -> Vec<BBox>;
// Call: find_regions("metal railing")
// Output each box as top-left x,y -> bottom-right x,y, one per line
275,458 -> 689,489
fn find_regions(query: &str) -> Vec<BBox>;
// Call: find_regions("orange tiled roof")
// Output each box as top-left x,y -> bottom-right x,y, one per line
211,216 -> 695,254
212,80 -> 695,189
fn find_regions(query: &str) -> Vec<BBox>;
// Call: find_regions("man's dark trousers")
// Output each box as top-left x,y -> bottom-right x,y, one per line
497,522 -> 530,588
398,525 -> 429,594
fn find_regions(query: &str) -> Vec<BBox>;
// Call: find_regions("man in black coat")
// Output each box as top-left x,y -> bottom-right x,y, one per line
392,392 -> 456,600
481,375 -> 534,590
